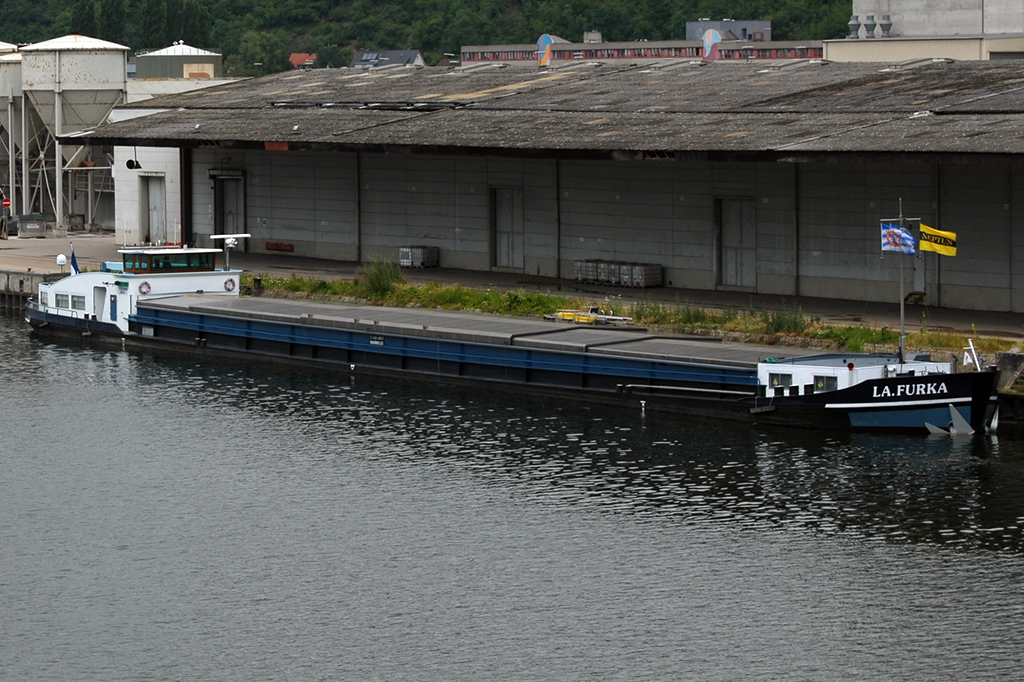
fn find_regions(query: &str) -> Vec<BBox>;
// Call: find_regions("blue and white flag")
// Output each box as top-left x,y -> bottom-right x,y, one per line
70,244 -> 79,275
881,223 -> 916,255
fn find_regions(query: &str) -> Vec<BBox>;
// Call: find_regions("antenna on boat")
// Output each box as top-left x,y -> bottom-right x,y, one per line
209,233 -> 251,270
880,199 -> 921,364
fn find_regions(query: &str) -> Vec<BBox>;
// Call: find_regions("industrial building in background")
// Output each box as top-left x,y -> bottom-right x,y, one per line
350,50 -> 426,69
464,24 -> 823,66
66,57 -> 1024,315
828,0 -> 1024,60
0,34 -> 127,238
135,43 -> 223,79
112,43 -> 237,246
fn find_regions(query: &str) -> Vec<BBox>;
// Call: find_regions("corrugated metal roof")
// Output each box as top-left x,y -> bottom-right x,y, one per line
22,34 -> 129,52
126,78 -> 241,104
140,43 -> 220,57
69,60 -> 1024,159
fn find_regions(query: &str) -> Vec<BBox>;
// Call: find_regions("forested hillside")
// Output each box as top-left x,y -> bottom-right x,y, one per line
0,0 -> 851,75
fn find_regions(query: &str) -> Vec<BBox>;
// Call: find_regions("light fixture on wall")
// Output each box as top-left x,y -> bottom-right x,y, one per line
126,145 -> 141,169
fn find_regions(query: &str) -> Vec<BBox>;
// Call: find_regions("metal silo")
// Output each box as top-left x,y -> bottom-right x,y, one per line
20,34 -> 128,230
0,42 -> 18,211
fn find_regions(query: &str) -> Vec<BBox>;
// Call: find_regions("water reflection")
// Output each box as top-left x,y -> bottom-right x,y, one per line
8,312 -> 1024,554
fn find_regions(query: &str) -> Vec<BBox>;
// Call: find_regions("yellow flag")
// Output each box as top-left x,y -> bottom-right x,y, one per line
919,223 -> 956,256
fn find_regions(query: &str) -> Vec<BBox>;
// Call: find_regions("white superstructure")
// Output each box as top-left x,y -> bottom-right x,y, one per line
757,353 -> 953,398
28,246 -> 241,334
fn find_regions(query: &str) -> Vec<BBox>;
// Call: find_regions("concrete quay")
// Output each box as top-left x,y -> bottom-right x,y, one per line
3,231 -> 1024,340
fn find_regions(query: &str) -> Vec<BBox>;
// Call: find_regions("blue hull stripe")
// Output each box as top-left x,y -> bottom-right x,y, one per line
133,307 -> 758,388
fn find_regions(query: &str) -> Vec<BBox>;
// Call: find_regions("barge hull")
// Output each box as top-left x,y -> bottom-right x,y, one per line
27,294 -> 998,432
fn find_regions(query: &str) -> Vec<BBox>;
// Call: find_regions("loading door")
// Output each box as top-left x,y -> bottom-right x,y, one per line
138,175 -> 167,244
719,197 -> 756,289
492,187 -> 524,270
147,176 -> 166,243
214,175 -> 245,244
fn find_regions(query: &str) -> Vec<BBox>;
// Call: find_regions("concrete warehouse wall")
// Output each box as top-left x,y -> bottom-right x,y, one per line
849,0 -> 1024,38
358,155 -> 558,275
193,150 -> 359,260
190,148 -> 1024,313
115,145 -> 182,245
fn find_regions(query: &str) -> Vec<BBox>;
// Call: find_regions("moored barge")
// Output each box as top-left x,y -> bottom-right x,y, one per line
24,243 -> 999,433
133,296 -> 1001,433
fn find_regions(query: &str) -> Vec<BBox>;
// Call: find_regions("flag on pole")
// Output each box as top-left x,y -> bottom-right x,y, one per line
70,244 -> 79,275
919,223 -> 957,256
881,223 -> 916,255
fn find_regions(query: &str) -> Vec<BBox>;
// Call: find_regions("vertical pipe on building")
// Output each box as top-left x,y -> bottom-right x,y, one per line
7,95 -> 14,211
355,152 -> 362,262
55,50 -> 62,231
181,147 -> 192,245
20,91 -> 27,212
793,162 -> 801,296
555,157 -> 562,281
1008,164 -> 1014,311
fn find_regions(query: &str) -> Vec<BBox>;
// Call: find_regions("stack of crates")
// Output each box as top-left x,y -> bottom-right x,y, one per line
574,260 -> 599,283
399,245 -> 439,268
596,260 -> 620,286
628,262 -> 662,288
573,259 -> 662,288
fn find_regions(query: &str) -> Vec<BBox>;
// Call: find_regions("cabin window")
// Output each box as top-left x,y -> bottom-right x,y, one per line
124,254 -> 150,272
54,293 -> 69,308
814,375 -> 838,392
71,295 -> 86,311
40,291 -> 47,307
123,251 -> 215,273
768,373 -> 792,388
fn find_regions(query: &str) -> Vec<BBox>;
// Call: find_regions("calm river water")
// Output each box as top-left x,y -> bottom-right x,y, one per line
3,313 -> 1024,681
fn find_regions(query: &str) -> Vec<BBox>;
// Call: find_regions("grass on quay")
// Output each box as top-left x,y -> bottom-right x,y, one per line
240,268 -> 1020,357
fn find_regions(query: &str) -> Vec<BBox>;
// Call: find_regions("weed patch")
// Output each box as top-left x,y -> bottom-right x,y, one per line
239,273 -> 1020,354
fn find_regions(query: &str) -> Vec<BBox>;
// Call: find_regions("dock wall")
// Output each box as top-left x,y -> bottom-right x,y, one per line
1,271 -> 48,310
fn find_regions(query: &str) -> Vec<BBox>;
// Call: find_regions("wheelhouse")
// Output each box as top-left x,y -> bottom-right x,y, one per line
119,248 -> 220,274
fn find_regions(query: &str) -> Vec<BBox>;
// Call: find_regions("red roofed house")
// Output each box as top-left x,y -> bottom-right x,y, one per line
289,53 -> 316,69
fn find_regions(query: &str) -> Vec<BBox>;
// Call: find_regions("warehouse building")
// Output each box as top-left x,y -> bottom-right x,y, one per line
66,59 -> 1024,313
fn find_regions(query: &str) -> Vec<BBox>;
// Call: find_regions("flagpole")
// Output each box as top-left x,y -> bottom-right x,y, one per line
897,199 -> 905,364
899,254 -> 905,363
899,199 -> 906,364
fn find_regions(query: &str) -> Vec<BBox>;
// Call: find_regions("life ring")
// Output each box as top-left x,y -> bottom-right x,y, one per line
224,278 -> 236,292
138,281 -> 151,295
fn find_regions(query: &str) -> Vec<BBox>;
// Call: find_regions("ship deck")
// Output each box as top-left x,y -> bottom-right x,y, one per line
140,295 -> 810,370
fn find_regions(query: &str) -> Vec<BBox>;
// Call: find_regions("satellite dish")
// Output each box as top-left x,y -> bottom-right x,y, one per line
56,254 -> 67,266
126,159 -> 136,169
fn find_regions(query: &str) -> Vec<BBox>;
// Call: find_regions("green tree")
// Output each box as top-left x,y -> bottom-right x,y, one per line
233,29 -> 290,75
70,0 -> 97,37
165,0 -> 184,44
139,0 -> 165,48
182,0 -> 213,47
97,0 -> 125,43
309,44 -> 351,68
